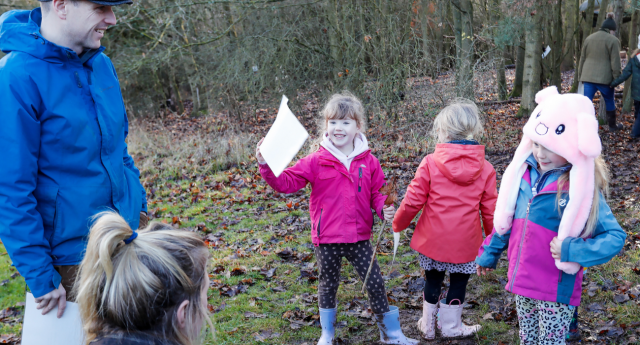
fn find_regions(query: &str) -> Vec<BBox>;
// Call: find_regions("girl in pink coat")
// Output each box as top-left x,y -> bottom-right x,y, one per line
256,92 -> 418,345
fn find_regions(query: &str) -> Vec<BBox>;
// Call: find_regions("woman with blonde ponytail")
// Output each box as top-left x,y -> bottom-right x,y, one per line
75,212 -> 212,345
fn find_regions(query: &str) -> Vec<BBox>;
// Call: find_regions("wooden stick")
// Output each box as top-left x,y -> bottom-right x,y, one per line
361,219 -> 387,294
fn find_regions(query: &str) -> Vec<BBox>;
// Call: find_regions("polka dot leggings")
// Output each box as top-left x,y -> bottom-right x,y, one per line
516,295 -> 575,345
315,240 -> 390,315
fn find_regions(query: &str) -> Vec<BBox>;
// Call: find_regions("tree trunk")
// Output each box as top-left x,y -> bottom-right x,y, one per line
624,10 -> 640,112
596,1 -> 613,124
518,9 -> 543,117
491,0 -> 507,100
572,0 -> 595,92
612,0 -> 625,40
451,0 -> 474,99
561,0 -> 576,71
510,35 -> 525,98
436,1 -> 447,74
549,0 -> 564,90
595,0 -> 611,30
326,0 -> 341,72
420,0 -> 434,77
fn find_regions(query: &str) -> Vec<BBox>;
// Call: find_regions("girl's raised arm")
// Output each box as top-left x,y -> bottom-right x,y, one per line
259,154 -> 316,194
392,158 -> 431,233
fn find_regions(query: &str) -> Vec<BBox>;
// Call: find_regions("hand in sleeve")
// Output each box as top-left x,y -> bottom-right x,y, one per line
256,138 -> 267,165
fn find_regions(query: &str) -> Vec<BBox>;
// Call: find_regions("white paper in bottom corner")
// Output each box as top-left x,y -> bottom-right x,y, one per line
22,292 -> 84,345
260,95 -> 309,177
393,232 -> 400,263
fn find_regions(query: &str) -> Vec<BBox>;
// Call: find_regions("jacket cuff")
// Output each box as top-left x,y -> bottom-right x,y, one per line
475,255 -> 498,270
560,237 -> 572,262
376,200 -> 386,220
30,268 -> 62,298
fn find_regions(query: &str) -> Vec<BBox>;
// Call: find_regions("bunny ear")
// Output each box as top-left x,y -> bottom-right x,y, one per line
577,113 -> 602,158
535,86 -> 560,104
494,134 -> 532,235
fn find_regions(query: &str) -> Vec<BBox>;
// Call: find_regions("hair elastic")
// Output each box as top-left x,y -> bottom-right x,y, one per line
124,231 -> 138,244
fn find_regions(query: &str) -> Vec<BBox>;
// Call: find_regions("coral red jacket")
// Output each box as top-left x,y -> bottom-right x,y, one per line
260,147 -> 387,246
392,143 -> 498,263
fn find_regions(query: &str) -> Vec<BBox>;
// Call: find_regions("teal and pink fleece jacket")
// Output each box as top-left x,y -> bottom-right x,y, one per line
476,155 -> 625,306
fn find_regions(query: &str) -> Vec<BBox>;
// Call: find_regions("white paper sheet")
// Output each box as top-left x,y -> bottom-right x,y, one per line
392,232 -> 400,264
577,81 -> 584,95
261,95 -> 309,177
22,292 -> 84,345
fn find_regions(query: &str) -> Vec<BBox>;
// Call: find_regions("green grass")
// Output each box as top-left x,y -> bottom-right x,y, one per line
0,242 -> 25,337
3,128 -> 640,344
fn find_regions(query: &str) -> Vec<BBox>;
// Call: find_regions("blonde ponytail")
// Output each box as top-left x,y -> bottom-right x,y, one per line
556,155 -> 610,239
76,212 -> 212,345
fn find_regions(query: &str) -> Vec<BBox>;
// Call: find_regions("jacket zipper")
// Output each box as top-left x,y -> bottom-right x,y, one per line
510,201 -> 530,292
509,190 -> 557,292
358,167 -> 362,192
317,208 -> 323,239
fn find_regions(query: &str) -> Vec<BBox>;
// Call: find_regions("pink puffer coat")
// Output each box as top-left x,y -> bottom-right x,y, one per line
259,147 -> 387,245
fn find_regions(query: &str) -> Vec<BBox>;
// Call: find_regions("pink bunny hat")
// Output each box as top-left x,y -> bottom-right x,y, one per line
493,86 -> 601,275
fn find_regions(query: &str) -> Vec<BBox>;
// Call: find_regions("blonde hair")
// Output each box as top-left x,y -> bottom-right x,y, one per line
75,212 -> 212,345
431,98 -> 484,143
310,91 -> 367,153
556,155 -> 610,238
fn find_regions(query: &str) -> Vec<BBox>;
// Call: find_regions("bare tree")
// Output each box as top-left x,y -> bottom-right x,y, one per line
491,0 -> 507,100
519,5 -> 543,117
561,0 -> 577,71
510,35 -> 525,98
612,0 -> 625,39
572,0 -> 595,92
451,0 -> 474,99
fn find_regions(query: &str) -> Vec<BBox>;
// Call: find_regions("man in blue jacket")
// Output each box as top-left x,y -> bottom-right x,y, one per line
0,0 -> 147,317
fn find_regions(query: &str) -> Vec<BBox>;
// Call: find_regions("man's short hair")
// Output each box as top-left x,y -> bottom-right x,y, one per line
40,0 -> 79,14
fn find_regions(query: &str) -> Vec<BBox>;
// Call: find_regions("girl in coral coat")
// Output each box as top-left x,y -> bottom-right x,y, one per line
476,87 -> 625,345
393,99 -> 498,340
256,92 -> 418,345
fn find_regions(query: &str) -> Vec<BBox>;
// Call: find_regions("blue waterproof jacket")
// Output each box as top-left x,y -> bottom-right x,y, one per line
0,8 -> 147,297
476,155 -> 625,306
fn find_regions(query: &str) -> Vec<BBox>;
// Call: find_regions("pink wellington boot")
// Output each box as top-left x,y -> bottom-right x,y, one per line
437,299 -> 480,338
417,297 -> 438,340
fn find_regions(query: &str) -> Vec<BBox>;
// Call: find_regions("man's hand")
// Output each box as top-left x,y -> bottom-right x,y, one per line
383,205 -> 395,222
35,283 -> 66,318
550,237 -> 563,260
256,138 -> 266,165
140,211 -> 149,228
476,264 -> 494,276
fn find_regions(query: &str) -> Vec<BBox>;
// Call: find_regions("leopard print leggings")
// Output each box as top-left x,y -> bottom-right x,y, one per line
516,295 -> 575,345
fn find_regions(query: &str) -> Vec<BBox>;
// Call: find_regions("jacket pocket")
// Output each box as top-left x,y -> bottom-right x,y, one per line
318,166 -> 338,180
34,185 -> 59,242
316,207 -> 324,240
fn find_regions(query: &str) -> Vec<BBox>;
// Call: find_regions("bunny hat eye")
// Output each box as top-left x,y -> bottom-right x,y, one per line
555,124 -> 565,135
535,111 -> 541,119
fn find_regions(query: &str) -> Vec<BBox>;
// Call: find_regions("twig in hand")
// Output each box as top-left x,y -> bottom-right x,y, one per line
361,177 -> 397,295
361,220 -> 388,294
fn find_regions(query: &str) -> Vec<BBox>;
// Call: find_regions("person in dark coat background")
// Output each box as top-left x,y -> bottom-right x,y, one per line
610,34 -> 640,139
578,13 -> 624,131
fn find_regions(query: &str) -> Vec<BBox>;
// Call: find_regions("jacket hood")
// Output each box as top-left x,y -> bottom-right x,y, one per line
432,143 -> 485,185
320,132 -> 369,170
0,8 -> 100,63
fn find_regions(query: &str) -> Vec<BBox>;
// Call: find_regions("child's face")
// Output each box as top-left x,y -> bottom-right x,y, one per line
532,141 -> 568,172
327,118 -> 359,150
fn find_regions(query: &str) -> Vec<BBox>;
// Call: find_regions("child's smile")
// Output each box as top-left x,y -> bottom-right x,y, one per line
532,141 -> 568,172
327,119 -> 359,156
